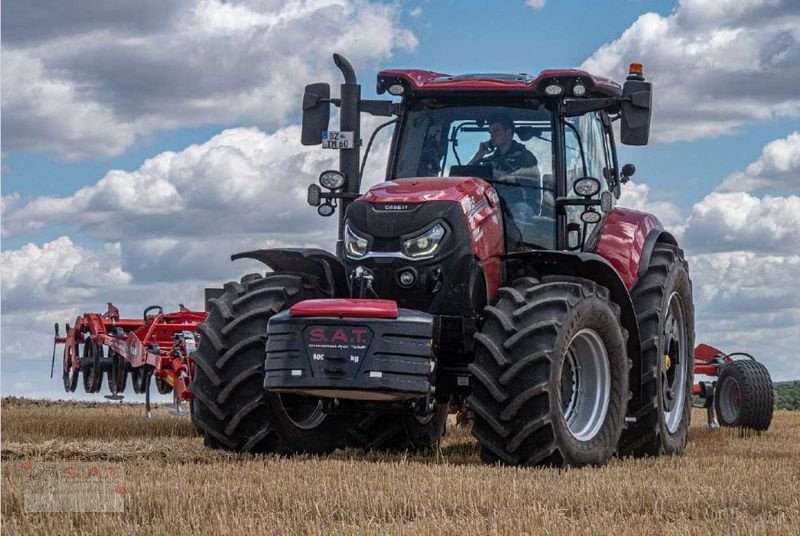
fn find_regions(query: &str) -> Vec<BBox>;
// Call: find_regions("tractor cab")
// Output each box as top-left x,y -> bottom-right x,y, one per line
303,61 -> 651,259
393,103 -> 556,251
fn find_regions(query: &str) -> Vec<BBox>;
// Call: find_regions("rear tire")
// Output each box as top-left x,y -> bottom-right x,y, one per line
619,243 -> 694,457
190,272 -> 349,454
468,276 -> 629,467
715,360 -> 774,431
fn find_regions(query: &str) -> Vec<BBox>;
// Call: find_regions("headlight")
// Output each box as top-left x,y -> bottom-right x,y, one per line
402,224 -> 446,259
319,170 -> 346,190
573,177 -> 601,197
344,224 -> 368,258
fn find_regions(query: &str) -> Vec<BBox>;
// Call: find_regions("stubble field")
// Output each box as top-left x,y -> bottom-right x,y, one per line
1,398 -> 799,535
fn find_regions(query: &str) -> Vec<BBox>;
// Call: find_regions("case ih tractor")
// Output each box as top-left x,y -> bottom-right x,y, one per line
188,54 -> 705,466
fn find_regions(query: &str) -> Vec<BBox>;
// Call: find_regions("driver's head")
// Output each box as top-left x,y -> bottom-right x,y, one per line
488,114 -> 514,151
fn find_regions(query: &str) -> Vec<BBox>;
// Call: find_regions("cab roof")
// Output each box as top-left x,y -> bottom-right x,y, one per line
377,69 -> 622,99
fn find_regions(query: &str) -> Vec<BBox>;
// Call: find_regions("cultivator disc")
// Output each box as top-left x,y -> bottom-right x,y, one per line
155,376 -> 173,395
105,349 -> 128,400
82,339 -> 103,393
62,323 -> 79,393
130,366 -> 149,394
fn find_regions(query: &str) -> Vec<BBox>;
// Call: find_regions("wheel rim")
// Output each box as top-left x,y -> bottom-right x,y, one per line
663,292 -> 688,434
560,328 -> 611,442
717,376 -> 741,424
278,394 -> 326,430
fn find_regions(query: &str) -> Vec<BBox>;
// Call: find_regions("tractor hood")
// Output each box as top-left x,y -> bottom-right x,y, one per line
360,177 -> 495,205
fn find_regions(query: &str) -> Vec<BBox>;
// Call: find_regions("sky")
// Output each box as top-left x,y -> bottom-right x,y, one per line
1,0 -> 799,402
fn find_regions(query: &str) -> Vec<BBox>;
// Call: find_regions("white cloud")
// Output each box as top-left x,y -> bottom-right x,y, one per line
717,131 -> 800,194
2,117 -> 396,285
525,0 -> 546,9
616,180 -> 684,235
691,252 -> 800,313
682,192 -> 800,255
581,0 -> 800,143
690,251 -> 800,381
1,51 -> 137,160
2,126 -> 335,240
1,0 -> 416,160
409,7 -> 423,18
1,193 -> 21,214
676,0 -> 796,27
0,237 -> 132,312
611,150 -> 800,380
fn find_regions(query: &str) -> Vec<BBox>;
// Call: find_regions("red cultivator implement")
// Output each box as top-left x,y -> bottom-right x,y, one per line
52,303 -> 207,417
693,343 -> 774,431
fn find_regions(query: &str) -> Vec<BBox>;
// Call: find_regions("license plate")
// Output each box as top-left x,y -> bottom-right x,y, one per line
321,130 -> 354,149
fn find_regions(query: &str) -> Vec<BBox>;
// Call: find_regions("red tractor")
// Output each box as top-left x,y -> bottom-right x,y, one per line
188,55 -> 751,466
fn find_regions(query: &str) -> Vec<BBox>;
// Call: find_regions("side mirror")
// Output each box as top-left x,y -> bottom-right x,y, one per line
301,83 -> 331,146
620,79 -> 652,146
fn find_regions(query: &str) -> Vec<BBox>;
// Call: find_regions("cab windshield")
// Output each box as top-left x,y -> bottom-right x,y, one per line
393,103 -> 556,250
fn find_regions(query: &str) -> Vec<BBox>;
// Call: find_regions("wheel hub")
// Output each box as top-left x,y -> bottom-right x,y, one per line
560,329 -> 611,442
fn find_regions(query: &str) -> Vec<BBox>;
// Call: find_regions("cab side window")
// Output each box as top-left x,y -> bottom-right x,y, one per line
564,113 -> 611,248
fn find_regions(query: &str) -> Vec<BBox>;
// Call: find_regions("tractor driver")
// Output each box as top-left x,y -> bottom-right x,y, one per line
467,114 -> 539,180
468,114 -> 550,250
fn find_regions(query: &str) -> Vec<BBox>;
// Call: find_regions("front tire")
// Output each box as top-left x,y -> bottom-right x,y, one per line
619,243 -> 694,457
190,272 -> 348,454
468,276 -> 629,467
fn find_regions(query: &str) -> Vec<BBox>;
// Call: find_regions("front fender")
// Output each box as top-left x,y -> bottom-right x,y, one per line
231,248 -> 349,297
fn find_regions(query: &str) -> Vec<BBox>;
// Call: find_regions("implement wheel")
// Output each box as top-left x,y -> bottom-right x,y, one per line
619,242 -> 694,457
715,360 -> 774,431
190,272 -> 350,454
468,276 -> 629,467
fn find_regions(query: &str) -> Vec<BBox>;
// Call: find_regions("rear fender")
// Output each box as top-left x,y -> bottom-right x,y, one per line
592,208 -> 675,289
231,248 -> 349,298
504,250 -> 643,406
